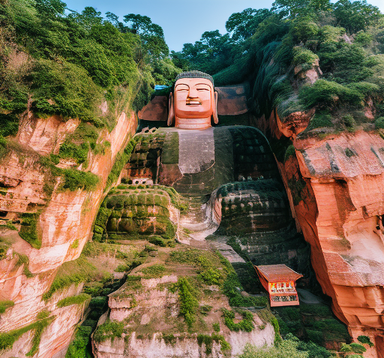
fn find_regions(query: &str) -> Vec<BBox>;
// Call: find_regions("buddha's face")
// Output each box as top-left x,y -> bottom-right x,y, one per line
174,78 -> 214,119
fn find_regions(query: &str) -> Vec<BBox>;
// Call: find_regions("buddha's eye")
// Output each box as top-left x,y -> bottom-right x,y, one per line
197,87 -> 209,91
176,85 -> 189,91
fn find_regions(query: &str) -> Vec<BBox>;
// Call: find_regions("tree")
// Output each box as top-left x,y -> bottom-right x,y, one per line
226,8 -> 272,42
172,30 -> 234,75
272,0 -> 331,18
334,0 -> 382,33
123,14 -> 168,59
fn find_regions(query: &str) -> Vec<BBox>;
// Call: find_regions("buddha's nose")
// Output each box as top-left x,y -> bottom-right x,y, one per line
188,87 -> 198,98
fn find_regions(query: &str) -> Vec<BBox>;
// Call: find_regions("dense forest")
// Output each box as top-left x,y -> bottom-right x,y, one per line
0,0 -> 180,138
173,0 -> 384,136
1,0 -> 384,144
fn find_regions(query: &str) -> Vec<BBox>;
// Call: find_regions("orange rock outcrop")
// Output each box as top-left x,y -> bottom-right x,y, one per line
262,111 -> 384,357
0,110 -> 137,357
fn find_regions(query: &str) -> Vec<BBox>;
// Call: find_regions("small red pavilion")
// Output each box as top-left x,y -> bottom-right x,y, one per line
255,264 -> 303,307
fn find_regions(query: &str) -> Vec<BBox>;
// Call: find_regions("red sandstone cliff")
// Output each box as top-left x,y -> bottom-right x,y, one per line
255,104 -> 384,357
0,110 -> 137,357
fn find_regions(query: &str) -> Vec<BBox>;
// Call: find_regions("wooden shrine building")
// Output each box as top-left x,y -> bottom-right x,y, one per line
255,264 -> 303,307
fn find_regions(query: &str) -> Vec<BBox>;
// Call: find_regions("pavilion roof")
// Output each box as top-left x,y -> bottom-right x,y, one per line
255,264 -> 303,282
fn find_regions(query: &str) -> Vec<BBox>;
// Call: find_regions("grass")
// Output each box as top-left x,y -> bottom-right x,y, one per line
57,293 -> 91,308
0,316 -> 54,354
0,300 -> 14,314
43,257 -> 97,301
16,253 -> 34,278
60,169 -> 100,192
19,212 -> 41,249
139,264 -> 166,278
105,137 -> 138,190
65,325 -> 93,358
197,333 -> 231,355
93,320 -> 125,343
176,277 -> 199,329
221,308 -> 254,332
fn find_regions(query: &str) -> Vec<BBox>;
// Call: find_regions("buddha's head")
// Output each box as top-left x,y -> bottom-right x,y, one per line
168,71 -> 218,130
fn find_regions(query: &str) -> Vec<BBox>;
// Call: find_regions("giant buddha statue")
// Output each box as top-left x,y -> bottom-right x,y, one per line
96,71 -> 309,271
167,71 -> 219,130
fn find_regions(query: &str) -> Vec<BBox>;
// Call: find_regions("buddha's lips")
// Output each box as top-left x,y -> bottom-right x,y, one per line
186,99 -> 201,105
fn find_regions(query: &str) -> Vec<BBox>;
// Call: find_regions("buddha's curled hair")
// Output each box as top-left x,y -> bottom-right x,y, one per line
175,71 -> 214,87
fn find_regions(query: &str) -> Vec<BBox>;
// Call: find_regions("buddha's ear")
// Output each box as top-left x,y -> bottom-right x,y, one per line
213,90 -> 219,124
167,92 -> 174,126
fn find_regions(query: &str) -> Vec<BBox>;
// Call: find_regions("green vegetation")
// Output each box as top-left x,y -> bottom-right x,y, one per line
65,326 -> 93,358
221,308 -> 254,332
61,169 -> 100,191
375,117 -> 384,129
105,137 -> 138,189
139,264 -> 166,278
357,335 -> 374,347
0,316 -> 53,355
276,303 -> 349,348
223,272 -> 268,307
284,145 -> 296,162
93,320 -> 125,343
238,334 -> 318,358
197,333 -> 231,354
15,253 -> 33,278
0,300 -> 14,314
0,0 -> 181,140
176,277 -> 199,329
43,257 -> 97,301
93,185 -> 185,243
173,0 -> 384,135
57,294 -> 91,308
19,212 -> 41,249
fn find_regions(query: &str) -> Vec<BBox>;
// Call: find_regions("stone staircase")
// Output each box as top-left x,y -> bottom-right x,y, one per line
179,195 -> 219,243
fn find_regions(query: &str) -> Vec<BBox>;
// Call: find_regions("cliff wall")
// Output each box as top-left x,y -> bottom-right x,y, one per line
0,110 -> 137,357
255,108 -> 384,357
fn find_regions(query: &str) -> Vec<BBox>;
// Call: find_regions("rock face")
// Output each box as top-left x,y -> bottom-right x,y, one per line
264,122 -> 384,357
292,131 -> 384,355
0,110 -> 137,357
92,261 -> 275,358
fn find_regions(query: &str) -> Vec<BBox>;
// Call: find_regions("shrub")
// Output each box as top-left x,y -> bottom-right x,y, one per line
0,135 -> 8,159
177,277 -> 199,329
299,79 -> 363,109
0,300 -> 14,314
222,308 -> 254,332
375,117 -> 384,129
292,17 -> 320,43
65,325 -> 93,358
284,145 -> 296,162
140,264 -> 166,278
305,112 -> 333,131
61,169 -> 100,191
199,305 -> 212,315
197,333 -> 230,355
19,212 -> 41,249
342,114 -> 356,130
57,294 -> 91,308
238,335 -> 311,358
43,257 -> 96,300
0,316 -> 53,354
222,272 -> 268,307
93,320 -> 125,343
292,47 -> 319,67
357,335 -> 374,347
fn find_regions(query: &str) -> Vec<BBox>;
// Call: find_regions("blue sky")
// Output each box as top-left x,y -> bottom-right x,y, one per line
63,0 -> 384,52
